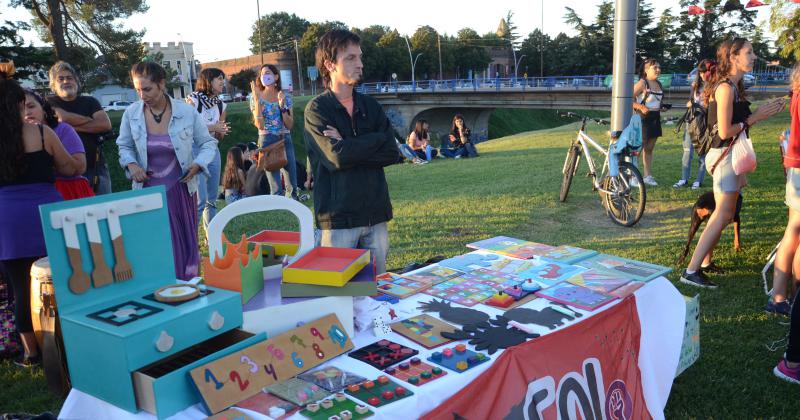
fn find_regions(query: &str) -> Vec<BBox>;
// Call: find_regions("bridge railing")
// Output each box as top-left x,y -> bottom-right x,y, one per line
356,72 -> 790,95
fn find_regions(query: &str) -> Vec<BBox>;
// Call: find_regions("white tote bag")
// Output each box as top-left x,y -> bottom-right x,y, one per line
732,130 -> 757,175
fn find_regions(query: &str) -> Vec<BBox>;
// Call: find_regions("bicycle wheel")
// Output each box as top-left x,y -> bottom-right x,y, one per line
559,144 -> 581,202
601,161 -> 646,226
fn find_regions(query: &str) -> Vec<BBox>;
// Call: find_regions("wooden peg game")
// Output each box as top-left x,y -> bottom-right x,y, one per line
426,344 -> 490,373
348,339 -> 419,369
344,375 -> 414,407
299,393 -> 373,420
384,357 -> 447,386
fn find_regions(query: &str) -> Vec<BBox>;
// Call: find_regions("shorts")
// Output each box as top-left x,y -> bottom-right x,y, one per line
786,168 -> 800,212
705,147 -> 746,193
640,111 -> 662,140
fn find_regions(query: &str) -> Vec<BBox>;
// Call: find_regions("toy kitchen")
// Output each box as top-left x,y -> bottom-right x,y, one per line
39,187 -> 264,419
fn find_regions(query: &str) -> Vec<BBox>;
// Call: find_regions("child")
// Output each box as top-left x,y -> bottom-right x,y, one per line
222,147 -> 247,204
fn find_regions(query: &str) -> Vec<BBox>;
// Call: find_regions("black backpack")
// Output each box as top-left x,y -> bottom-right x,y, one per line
676,102 -> 712,157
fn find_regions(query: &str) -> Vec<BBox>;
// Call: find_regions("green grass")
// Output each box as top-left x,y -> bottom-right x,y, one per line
2,101 -> 798,417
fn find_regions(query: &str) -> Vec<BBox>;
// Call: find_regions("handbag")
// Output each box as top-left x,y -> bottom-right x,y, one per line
731,130 -> 756,175
257,136 -> 288,172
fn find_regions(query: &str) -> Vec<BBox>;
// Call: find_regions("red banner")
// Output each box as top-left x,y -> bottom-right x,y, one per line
422,297 -> 650,420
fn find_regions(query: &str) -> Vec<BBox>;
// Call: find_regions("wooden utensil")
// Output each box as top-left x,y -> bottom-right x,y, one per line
107,208 -> 133,281
63,217 -> 90,294
85,211 -> 113,288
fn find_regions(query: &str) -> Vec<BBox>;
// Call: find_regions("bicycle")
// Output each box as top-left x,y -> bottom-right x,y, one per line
558,112 -> 646,227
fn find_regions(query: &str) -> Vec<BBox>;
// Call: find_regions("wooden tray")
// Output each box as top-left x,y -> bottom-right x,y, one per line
248,230 -> 301,256
282,247 -> 370,287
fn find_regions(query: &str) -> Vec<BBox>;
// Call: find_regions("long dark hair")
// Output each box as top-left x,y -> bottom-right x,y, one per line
0,79 -> 27,183
222,147 -> 245,190
256,64 -> 282,92
703,38 -> 749,106
413,119 -> 428,141
451,114 -> 467,133
691,59 -> 716,99
25,89 -> 59,128
195,67 -> 225,96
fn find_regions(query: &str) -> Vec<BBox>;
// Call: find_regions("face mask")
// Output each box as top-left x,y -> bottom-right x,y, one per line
260,74 -> 275,86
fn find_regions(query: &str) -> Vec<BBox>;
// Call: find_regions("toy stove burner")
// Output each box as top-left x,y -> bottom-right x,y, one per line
87,300 -> 163,326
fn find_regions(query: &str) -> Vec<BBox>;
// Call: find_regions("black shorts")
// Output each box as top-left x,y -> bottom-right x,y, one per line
640,110 -> 662,140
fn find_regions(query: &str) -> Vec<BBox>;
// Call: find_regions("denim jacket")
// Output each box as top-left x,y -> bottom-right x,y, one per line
116,98 -> 218,195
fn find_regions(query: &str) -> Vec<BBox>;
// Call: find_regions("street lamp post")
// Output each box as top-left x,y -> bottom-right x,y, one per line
412,53 -> 423,91
256,0 -> 264,65
514,54 -> 526,80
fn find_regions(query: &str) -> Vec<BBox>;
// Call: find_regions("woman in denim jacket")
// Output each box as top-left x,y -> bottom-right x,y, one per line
116,61 -> 218,279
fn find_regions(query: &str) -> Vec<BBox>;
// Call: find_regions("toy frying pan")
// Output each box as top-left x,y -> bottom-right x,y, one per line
154,284 -> 200,303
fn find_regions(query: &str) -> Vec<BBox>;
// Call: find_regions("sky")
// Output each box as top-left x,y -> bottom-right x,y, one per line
2,0 -> 775,63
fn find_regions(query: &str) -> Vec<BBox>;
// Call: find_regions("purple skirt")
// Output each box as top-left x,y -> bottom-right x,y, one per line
164,183 -> 199,280
0,183 -> 63,260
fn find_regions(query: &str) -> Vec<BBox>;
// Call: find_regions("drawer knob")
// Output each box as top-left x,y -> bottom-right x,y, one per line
208,311 -> 224,331
155,330 -> 174,352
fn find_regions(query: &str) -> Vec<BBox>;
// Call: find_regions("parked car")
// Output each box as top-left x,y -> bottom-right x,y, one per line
102,101 -> 132,112
219,93 -> 232,102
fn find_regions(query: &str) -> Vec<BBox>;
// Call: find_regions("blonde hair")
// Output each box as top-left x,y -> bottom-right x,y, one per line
792,61 -> 800,93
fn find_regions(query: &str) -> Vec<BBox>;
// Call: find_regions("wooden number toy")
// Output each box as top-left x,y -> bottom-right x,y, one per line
300,393 -> 373,420
426,344 -> 490,373
344,376 -> 414,408
385,357 -> 447,386
348,339 -> 419,369
190,314 -> 354,415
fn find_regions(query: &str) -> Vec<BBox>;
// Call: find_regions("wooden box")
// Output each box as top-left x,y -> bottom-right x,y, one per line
282,247 -> 370,287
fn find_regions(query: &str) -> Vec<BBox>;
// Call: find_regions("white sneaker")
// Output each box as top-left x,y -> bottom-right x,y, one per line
673,179 -> 687,188
691,181 -> 701,189
454,155 -> 461,159
643,176 -> 658,186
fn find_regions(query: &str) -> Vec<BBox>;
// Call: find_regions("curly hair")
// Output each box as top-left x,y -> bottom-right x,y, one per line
703,38 -> 749,106
24,89 -> 59,128
0,79 -> 27,183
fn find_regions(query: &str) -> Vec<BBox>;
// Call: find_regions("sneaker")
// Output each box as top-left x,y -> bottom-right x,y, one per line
774,359 -> 800,384
412,158 -> 427,165
765,300 -> 792,316
680,269 -> 718,289
673,179 -> 688,188
700,262 -> 726,275
643,175 -> 658,186
454,155 -> 461,159
691,181 -> 701,190
14,353 -> 41,368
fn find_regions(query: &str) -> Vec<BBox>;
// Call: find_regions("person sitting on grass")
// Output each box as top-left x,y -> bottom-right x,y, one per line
442,114 -> 478,158
407,119 -> 437,161
222,147 -> 247,204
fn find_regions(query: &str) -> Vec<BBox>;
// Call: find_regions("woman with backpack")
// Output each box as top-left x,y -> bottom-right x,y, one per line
674,59 -> 715,190
633,58 -> 666,186
680,38 -> 785,289
186,68 -> 229,230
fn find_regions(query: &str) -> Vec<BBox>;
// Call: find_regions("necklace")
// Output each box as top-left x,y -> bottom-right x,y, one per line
149,95 -> 169,123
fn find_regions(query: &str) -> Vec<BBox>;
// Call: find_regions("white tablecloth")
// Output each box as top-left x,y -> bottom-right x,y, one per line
58,277 -> 684,420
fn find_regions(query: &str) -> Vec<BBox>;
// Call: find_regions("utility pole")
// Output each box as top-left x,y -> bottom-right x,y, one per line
294,38 -> 304,94
256,0 -> 264,65
610,0 -> 637,137
540,0 -> 544,78
437,33 -> 443,80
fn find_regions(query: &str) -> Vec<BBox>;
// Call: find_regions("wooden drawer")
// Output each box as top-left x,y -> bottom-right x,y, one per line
133,329 -> 265,419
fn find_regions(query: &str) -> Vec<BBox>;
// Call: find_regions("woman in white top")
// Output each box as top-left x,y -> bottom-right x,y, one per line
633,59 -> 666,186
186,68 -> 229,230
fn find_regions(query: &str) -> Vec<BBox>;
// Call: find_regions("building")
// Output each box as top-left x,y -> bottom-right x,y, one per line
144,41 -> 197,99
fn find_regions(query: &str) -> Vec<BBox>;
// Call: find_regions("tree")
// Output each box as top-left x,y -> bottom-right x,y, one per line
229,68 -> 256,94
674,0 -> 758,68
249,12 -> 309,54
564,1 -> 614,74
410,26 -> 440,79
10,0 -> 148,85
352,25 -> 391,82
769,0 -> 800,61
298,20 -> 347,80
452,28 -> 492,79
519,29 -> 551,77
0,20 -> 53,81
376,29 -> 410,80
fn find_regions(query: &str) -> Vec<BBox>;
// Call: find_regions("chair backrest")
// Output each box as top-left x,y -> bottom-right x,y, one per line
206,195 -> 314,265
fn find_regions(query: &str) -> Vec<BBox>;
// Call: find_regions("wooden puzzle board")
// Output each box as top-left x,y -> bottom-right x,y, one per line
516,261 -> 587,288
421,273 -> 520,307
190,314 -> 354,414
264,378 -> 332,406
299,396 -> 373,420
385,359 -> 447,386
376,273 -> 431,298
345,377 -> 414,407
576,254 -> 671,282
402,265 -> 463,284
535,282 -> 617,311
390,314 -> 456,349
565,269 -> 632,293
348,339 -> 419,369
426,346 -> 490,373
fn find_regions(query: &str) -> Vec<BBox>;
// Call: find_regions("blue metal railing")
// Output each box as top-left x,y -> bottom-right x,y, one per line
356,72 -> 790,95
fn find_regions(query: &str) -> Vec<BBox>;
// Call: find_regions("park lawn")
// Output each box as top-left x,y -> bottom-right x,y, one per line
1,100 -> 797,417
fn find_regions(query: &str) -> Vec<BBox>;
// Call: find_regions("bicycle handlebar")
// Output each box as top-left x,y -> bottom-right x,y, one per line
558,111 -> 609,126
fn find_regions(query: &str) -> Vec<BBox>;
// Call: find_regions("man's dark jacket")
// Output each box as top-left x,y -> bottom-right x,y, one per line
304,89 -> 400,230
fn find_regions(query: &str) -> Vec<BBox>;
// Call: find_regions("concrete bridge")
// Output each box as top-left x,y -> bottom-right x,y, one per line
369,86 -> 784,143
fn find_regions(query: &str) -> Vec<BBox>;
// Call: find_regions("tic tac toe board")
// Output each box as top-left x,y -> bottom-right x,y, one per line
264,378 -> 332,406
376,273 -> 431,298
348,339 -> 419,369
390,314 -> 457,349
576,254 -> 671,282
384,358 -> 447,386
299,395 -> 373,420
426,345 -> 490,373
421,272 -> 520,307
345,376 -> 414,408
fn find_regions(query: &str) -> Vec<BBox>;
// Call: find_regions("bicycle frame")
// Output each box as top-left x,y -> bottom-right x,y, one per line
567,119 -> 622,194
